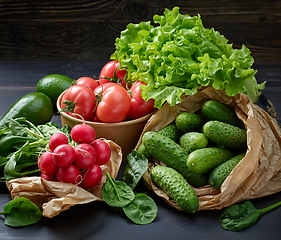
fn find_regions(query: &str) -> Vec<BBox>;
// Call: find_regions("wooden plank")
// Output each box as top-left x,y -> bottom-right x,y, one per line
0,0 -> 280,61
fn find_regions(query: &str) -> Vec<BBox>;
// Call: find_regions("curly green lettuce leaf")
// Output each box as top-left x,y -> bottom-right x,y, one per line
111,7 -> 265,108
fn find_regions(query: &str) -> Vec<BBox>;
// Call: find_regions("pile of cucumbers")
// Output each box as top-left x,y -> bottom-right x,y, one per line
138,100 -> 247,213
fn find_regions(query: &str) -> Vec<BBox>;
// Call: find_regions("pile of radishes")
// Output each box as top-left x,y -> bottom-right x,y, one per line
38,123 -> 111,189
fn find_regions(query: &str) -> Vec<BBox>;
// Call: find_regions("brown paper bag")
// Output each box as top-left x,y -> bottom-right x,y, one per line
137,86 -> 281,211
7,140 -> 122,218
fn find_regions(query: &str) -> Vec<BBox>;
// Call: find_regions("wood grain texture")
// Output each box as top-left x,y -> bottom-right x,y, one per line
0,0 -> 280,61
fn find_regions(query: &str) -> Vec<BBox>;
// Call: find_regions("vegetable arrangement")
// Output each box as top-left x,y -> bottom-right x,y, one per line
139,99 -> 247,210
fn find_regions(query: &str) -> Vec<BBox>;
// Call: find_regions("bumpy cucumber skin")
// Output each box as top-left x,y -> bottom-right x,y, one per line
179,132 -> 209,153
203,121 -> 247,151
151,166 -> 199,213
186,147 -> 235,174
143,131 -> 208,187
201,100 -> 244,128
138,123 -> 181,158
209,153 -> 246,189
175,112 -> 203,133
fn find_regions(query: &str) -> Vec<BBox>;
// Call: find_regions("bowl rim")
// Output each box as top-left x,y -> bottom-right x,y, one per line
57,89 -> 156,126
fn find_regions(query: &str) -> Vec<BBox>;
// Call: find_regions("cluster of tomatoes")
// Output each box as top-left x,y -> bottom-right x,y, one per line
38,124 -> 111,189
60,60 -> 156,123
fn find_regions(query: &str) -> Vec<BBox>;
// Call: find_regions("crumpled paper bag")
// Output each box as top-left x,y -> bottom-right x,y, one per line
7,140 -> 122,218
137,86 -> 281,211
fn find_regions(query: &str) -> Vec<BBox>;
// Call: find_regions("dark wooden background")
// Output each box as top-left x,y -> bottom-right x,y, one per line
0,0 -> 280,62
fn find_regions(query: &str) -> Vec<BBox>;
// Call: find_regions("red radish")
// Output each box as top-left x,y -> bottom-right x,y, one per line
38,151 -> 58,176
52,144 -> 76,167
71,124 -> 96,144
91,139 -> 111,165
74,143 -> 96,169
80,164 -> 103,189
40,173 -> 57,181
56,164 -> 82,184
49,132 -> 69,152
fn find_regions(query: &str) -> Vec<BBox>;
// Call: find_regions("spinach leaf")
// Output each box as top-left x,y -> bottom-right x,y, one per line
219,200 -> 281,231
102,172 -> 135,207
122,150 -> 148,190
122,193 -> 157,225
0,197 -> 42,227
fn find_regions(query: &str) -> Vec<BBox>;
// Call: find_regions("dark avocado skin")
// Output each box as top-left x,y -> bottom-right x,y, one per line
0,92 -> 53,127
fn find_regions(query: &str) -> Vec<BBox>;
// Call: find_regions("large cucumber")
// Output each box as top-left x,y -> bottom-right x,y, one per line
0,92 -> 53,127
179,132 -> 209,153
186,147 -> 235,174
151,166 -> 199,213
203,120 -> 247,151
142,131 -> 208,187
201,100 -> 244,128
209,152 -> 246,189
137,123 -> 181,158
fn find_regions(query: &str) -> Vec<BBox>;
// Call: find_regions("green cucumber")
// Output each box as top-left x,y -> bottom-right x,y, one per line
209,152 -> 246,189
179,132 -> 209,153
175,112 -> 203,133
151,166 -> 199,213
186,147 -> 235,174
201,100 -> 244,128
0,92 -> 53,127
138,123 -> 181,158
203,120 -> 247,151
142,131 -> 208,187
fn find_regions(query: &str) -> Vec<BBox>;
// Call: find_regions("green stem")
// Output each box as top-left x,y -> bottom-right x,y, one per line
106,172 -> 121,201
259,201 -> 281,214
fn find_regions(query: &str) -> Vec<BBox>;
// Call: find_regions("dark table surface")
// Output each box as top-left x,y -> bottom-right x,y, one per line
0,60 -> 280,240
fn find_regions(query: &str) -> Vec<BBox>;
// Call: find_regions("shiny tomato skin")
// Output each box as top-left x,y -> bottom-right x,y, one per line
60,85 -> 97,121
96,84 -> 131,123
128,80 -> 156,119
76,77 -> 99,91
99,60 -> 127,87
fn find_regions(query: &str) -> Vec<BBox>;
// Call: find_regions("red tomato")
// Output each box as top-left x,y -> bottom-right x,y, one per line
60,85 -> 97,121
94,82 -> 121,96
96,84 -> 131,123
99,60 -> 127,88
128,80 -> 156,119
76,77 -> 99,91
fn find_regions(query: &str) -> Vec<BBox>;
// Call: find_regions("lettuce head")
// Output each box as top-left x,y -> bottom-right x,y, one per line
111,7 -> 265,108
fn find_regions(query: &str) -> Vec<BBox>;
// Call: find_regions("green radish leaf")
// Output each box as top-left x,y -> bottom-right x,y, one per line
102,173 -> 135,208
122,150 -> 148,190
0,197 -> 42,227
122,193 -> 158,225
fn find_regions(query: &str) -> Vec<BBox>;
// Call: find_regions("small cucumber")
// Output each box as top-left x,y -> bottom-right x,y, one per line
0,92 -> 53,127
201,100 -> 244,128
175,112 -> 203,133
186,147 -> 235,174
142,131 -> 208,187
137,123 -> 181,158
179,132 -> 209,153
151,166 -> 199,213
203,120 -> 247,151
209,152 -> 246,189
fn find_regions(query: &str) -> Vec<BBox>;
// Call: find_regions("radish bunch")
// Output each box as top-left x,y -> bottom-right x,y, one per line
38,124 -> 111,189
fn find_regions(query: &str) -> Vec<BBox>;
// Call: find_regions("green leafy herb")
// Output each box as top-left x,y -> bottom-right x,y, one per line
122,150 -> 148,190
102,172 -> 157,224
0,197 -> 42,227
122,193 -> 158,225
102,172 -> 135,207
0,117 -> 71,181
219,200 -> 281,231
111,7 -> 265,107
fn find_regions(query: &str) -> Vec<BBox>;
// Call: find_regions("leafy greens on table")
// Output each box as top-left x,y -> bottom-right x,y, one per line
111,7 -> 265,108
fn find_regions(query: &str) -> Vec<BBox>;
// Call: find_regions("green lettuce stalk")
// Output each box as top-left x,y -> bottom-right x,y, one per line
111,7 -> 265,108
